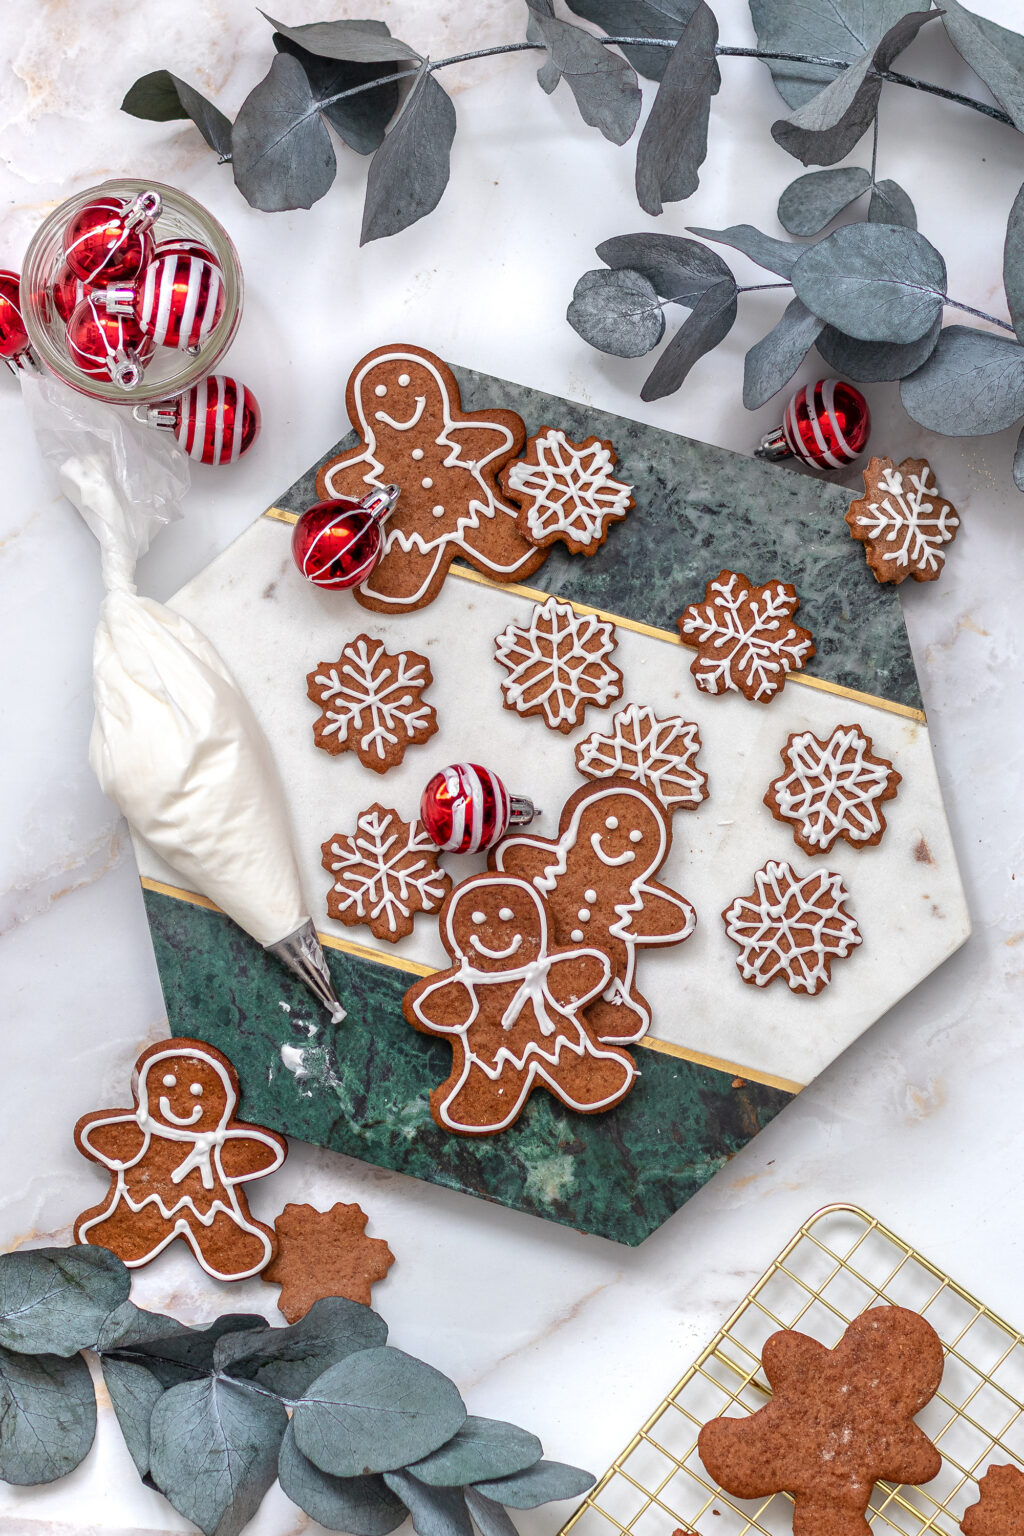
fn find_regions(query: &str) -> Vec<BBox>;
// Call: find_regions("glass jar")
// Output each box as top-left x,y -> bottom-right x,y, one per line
20,177 -> 243,405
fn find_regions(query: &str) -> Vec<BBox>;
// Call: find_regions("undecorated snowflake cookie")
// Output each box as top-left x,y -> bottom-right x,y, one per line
499,427 -> 634,555
765,724 -> 901,855
677,569 -> 815,703
722,859 -> 861,994
322,805 -> 452,943
494,595 -> 623,733
846,456 -> 959,584
306,634 -> 438,773
575,703 -> 708,811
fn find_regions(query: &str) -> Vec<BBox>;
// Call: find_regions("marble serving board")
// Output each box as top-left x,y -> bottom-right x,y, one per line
136,360 -> 970,1245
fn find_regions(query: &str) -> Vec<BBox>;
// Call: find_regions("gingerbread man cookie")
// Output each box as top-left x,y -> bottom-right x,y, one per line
402,874 -> 638,1136
699,1307 -> 943,1536
491,780 -> 695,1045
316,345 -> 547,612
74,1039 -> 286,1282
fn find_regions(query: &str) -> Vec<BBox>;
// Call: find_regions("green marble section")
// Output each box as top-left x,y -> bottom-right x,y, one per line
275,363 -> 922,711
144,889 -> 792,1246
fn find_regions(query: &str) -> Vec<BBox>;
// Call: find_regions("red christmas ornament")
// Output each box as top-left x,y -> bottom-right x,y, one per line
63,190 -> 161,283
137,374 -> 261,465
291,486 -> 401,589
65,296 -> 153,388
420,763 -> 538,854
51,263 -> 92,324
0,269 -> 33,372
756,378 -> 870,471
153,235 -> 218,267
101,251 -> 224,352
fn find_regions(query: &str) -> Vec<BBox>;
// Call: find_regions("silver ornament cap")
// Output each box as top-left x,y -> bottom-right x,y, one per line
267,919 -> 346,1023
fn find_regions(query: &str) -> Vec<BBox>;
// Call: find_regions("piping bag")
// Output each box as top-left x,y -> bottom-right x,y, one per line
22,371 -> 345,1022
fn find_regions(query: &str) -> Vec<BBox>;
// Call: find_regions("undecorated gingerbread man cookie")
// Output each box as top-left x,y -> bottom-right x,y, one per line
316,344 -> 547,612
74,1038 -> 286,1282
491,780 -> 695,1045
403,874 -> 638,1136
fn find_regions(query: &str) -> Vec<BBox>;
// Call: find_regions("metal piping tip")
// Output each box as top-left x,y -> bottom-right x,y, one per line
266,918 -> 346,1023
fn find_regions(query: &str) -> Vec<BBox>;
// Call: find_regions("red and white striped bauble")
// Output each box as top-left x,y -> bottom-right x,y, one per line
106,251 -> 224,351
780,378 -> 870,470
65,296 -> 153,387
139,375 -> 261,465
420,763 -> 537,854
153,235 -> 219,267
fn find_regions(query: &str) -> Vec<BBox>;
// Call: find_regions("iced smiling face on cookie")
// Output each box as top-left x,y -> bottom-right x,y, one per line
586,790 -> 666,881
446,878 -> 546,972
136,1048 -> 234,1134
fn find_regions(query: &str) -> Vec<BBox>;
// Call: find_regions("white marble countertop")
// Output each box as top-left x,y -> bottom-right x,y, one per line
1,0 -> 1022,1531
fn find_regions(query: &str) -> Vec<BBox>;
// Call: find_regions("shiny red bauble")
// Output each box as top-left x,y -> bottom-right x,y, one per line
51,263 -> 92,324
0,270 -> 30,364
757,379 -> 870,471
153,235 -> 219,267
291,485 -> 400,589
138,375 -> 261,465
63,191 -> 161,283
102,251 -> 224,352
65,297 -> 154,387
420,763 -> 538,854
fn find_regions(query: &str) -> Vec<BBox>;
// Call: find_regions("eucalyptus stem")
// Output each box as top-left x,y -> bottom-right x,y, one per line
944,297 -> 1016,332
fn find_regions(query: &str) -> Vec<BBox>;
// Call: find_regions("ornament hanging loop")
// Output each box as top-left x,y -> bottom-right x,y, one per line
125,190 -> 162,231
361,483 -> 401,522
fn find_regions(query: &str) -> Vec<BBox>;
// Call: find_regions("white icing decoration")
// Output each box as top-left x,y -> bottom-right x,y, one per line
398,373 -> 410,385
311,637 -> 434,765
162,1074 -> 176,1087
191,1083 -> 203,1096
578,907 -> 591,921
571,929 -> 585,942
723,860 -> 862,994
75,1045 -> 284,1281
770,726 -> 900,851
605,816 -> 618,829
629,830 -> 643,843
854,463 -> 959,575
494,596 -> 622,732
680,573 -> 813,701
422,477 -> 433,488
375,384 -> 387,396
591,832 -> 635,867
407,876 -> 636,1134
326,808 -> 449,935
585,888 -> 598,904
472,911 -> 486,923
375,397 -> 426,431
498,907 -> 515,921
575,704 -> 708,811
411,447 -> 424,460
506,429 -> 633,548
432,506 -> 445,517
470,932 -> 523,960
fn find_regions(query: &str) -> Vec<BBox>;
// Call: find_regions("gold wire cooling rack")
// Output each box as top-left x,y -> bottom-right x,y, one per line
561,1203 -> 1024,1536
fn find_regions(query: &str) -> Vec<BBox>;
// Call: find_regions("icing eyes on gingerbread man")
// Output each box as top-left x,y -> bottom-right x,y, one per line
315,344 -> 547,613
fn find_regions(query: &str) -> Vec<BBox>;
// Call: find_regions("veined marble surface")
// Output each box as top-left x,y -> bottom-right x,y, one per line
1,0 -> 1022,1532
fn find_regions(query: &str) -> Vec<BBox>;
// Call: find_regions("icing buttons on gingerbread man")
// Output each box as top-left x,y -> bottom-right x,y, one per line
316,345 -> 547,613
74,1038 -> 286,1281
491,780 -> 696,1045
402,874 -> 638,1136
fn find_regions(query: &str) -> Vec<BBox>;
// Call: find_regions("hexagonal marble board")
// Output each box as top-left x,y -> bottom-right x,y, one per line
136,358 -> 970,1245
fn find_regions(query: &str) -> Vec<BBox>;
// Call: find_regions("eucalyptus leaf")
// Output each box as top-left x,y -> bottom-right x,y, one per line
816,317 -> 941,380
263,14 -> 423,64
105,1309 -> 269,1386
361,68 -> 456,244
743,298 -> 824,409
149,1375 -> 288,1536
121,71 -> 233,156
640,278 -> 738,401
384,1470 -> 474,1536
0,1245 -> 129,1357
635,1 -> 718,214
465,1486 -> 521,1536
278,1420 -> 407,1536
596,232 -> 733,305
777,167 -> 872,237
1004,178 -> 1024,341
748,0 -> 931,111
901,324 -> 1024,434
868,178 -> 917,229
563,0 -> 720,83
273,33 -> 400,154
791,223 -> 947,342
97,1302 -> 193,1479
293,1345 -> 467,1478
526,3 -> 642,145
215,1296 -> 388,1400
689,223 -> 799,277
232,52 -> 337,211
472,1459 -> 596,1509
1013,423 -> 1024,491
408,1415 -> 543,1487
0,1346 -> 96,1485
771,10 -> 938,167
940,0 -> 1024,132
567,268 -> 665,356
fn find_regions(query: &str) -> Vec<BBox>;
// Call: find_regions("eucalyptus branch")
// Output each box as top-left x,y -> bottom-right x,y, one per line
944,297 -> 1016,332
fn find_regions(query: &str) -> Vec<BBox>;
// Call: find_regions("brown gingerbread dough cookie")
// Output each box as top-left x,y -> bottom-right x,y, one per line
306,635 -> 438,773
262,1201 -> 395,1323
677,570 -> 815,702
846,456 -> 960,584
322,804 -> 452,943
494,595 -> 624,734
962,1464 -> 1024,1535
764,724 -> 901,856
499,426 -> 634,555
698,1306 -> 944,1536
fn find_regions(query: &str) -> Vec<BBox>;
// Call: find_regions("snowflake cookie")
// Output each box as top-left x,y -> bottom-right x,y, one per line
575,703 -> 708,811
499,427 -> 634,555
306,635 -> 438,774
677,570 -> 815,703
846,456 -> 960,584
494,595 -> 623,733
722,859 -> 861,994
765,725 -> 902,855
322,805 -> 452,943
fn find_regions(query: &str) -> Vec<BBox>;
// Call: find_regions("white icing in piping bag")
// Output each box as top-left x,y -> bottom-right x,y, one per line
22,371 -> 344,1022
